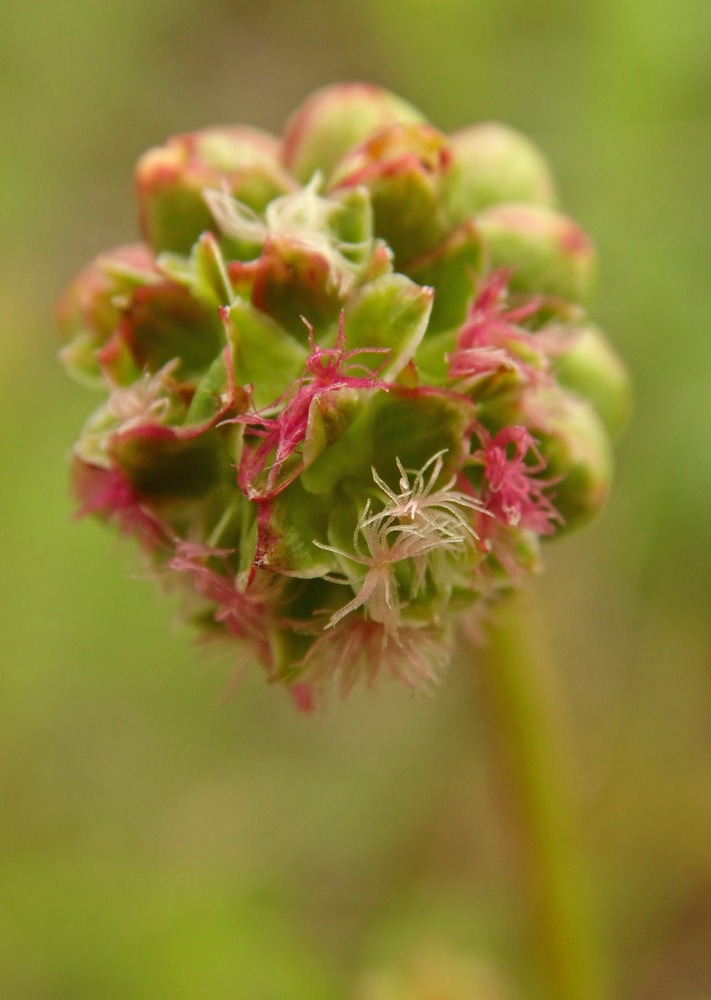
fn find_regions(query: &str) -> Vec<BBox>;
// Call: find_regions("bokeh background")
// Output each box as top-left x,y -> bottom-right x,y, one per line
1,0 -> 710,997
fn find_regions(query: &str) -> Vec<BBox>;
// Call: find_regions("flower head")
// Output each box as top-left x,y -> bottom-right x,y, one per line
58,82 -> 628,705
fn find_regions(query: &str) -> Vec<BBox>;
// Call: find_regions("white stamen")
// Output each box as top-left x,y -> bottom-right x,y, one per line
314,452 -> 484,635
204,174 -> 370,295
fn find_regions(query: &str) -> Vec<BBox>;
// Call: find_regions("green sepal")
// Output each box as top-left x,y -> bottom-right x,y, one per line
221,299 -> 308,408
258,478 -> 334,577
93,331 -> 143,387
330,124 -> 455,268
109,424 -> 229,499
341,273 -> 433,380
158,231 -> 234,308
407,219 -> 483,332
118,280 -> 225,382
184,349 -> 246,427
301,386 -> 476,499
249,242 -> 349,335
302,387 -> 365,469
357,240 -> 395,286
56,245 -> 158,386
413,328 -> 458,386
242,387 -> 367,501
58,332 -> 106,391
329,186 -> 374,270
155,194 -> 217,258
357,166 -> 444,269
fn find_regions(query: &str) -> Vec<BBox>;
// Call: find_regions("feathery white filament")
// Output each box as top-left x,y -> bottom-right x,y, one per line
204,174 -> 370,294
314,452 -> 483,635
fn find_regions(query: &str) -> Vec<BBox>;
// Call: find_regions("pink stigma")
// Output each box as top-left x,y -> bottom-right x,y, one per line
474,426 -> 561,536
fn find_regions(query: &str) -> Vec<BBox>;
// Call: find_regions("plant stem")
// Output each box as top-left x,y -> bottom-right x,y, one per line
482,593 -> 609,1000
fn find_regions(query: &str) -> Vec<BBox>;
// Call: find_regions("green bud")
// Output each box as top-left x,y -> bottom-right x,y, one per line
282,82 -> 426,185
446,122 -> 557,219
528,387 -> 613,530
135,126 -> 294,255
407,219 -> 483,331
329,122 -> 457,269
553,323 -> 632,438
477,203 -> 597,306
56,245 -> 159,387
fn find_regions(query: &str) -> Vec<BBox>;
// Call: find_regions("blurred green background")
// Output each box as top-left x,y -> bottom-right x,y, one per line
1,0 -> 710,997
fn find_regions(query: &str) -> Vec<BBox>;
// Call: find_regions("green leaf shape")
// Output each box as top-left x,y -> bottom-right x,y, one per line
341,273 -> 434,381
120,281 -> 225,382
407,219 -> 483,332
223,164 -> 295,219
222,299 -> 308,408
361,167 -> 447,270
356,240 -> 396,287
58,332 -> 106,390
110,425 -> 229,499
185,357 -> 228,426
136,163 -> 223,259
476,203 -> 598,307
184,350 -> 241,427
301,386 -> 476,500
329,124 -> 456,269
139,183 -> 217,258
242,387 -> 367,501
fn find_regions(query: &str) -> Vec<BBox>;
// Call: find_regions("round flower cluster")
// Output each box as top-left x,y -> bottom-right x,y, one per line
57,82 -> 629,707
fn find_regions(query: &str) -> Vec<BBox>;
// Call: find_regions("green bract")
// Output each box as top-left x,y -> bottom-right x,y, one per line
57,82 -> 630,708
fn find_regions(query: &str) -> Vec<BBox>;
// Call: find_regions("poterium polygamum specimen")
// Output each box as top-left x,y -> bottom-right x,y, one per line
57,82 -> 630,708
